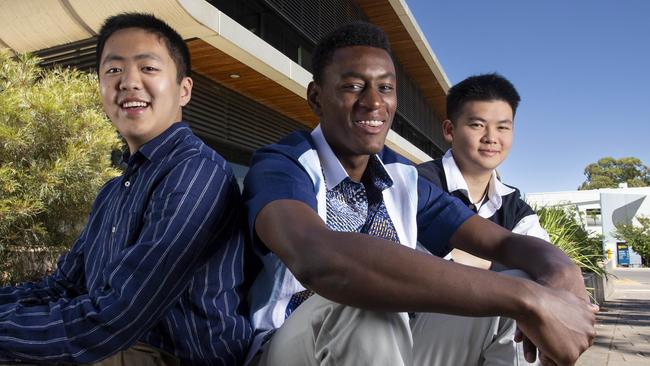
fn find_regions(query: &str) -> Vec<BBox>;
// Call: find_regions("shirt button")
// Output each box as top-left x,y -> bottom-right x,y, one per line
124,181 -> 131,187
111,226 -> 116,233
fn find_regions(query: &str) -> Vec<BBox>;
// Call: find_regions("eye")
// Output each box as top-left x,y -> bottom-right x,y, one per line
105,67 -> 121,74
142,66 -> 159,72
342,83 -> 364,92
498,125 -> 512,131
469,122 -> 484,128
379,84 -> 395,93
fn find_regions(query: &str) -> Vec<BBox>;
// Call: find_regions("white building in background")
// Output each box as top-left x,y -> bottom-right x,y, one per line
526,185 -> 650,268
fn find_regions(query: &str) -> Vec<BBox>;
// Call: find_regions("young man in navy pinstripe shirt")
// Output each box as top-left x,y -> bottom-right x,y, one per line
0,13 -> 251,365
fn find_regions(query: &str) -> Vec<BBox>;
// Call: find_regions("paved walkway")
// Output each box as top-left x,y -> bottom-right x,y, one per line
577,268 -> 650,366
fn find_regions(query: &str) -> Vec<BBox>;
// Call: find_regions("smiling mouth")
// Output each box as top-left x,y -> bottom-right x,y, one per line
120,100 -> 150,109
355,120 -> 384,127
479,149 -> 500,155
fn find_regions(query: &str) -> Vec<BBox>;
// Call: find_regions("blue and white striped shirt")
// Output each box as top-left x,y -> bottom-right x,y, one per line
0,122 -> 252,365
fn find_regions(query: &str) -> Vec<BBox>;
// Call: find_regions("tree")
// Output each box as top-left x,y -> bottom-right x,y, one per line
614,216 -> 650,267
0,51 -> 121,284
579,157 -> 650,190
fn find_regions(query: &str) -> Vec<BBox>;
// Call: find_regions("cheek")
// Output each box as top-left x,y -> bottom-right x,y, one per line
99,83 -> 110,101
500,134 -> 514,149
385,97 -> 397,112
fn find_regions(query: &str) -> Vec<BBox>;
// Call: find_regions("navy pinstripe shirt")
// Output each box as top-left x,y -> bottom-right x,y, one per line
0,122 -> 252,365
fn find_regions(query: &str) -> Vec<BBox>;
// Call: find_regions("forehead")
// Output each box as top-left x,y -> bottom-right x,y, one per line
458,100 -> 514,120
101,27 -> 171,61
324,46 -> 395,77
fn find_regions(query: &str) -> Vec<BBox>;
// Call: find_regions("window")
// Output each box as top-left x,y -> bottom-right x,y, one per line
585,208 -> 602,226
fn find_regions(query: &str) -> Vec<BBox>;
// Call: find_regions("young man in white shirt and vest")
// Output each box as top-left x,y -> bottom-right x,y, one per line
418,73 -> 551,363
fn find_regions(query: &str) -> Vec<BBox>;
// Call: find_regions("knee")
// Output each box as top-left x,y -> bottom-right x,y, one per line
314,304 -> 411,363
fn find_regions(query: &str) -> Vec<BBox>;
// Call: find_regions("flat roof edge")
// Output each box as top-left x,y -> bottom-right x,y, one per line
387,0 -> 451,92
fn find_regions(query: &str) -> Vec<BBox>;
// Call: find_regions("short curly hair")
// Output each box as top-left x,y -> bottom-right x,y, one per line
96,13 -> 191,82
446,73 -> 520,122
311,21 -> 391,85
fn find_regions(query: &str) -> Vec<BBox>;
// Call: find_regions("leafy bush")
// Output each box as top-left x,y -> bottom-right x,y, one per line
535,205 -> 606,276
614,216 -> 650,266
0,51 -> 121,284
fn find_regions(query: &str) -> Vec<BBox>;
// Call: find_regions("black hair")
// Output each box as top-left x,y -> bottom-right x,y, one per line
446,73 -> 520,122
311,21 -> 391,85
96,13 -> 191,82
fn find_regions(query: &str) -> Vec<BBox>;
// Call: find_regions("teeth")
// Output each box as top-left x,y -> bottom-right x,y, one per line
121,101 -> 148,108
357,120 -> 383,127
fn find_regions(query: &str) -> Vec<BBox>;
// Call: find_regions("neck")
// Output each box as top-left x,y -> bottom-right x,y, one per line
339,154 -> 370,182
127,142 -> 140,155
462,171 -> 492,204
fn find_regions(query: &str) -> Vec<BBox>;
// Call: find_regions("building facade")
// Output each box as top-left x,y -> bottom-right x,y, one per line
526,186 -> 650,268
0,0 -> 453,185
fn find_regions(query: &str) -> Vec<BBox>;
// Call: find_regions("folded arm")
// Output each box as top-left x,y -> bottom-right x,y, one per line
0,158 -> 236,364
256,200 -> 595,365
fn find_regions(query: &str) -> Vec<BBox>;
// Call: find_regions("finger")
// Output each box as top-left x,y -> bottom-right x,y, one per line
523,336 -> 537,363
590,303 -> 600,313
514,327 -> 523,343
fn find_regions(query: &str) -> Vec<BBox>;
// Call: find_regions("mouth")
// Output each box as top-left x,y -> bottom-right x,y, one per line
117,98 -> 151,117
119,99 -> 150,109
478,149 -> 500,157
354,119 -> 385,132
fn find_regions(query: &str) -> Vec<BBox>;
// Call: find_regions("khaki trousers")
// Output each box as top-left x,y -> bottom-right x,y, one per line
90,342 -> 180,366
251,295 -> 516,366
252,269 -> 540,366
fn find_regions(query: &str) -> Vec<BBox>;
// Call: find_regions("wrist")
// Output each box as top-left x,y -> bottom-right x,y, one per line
509,277 -> 544,323
537,261 -> 583,290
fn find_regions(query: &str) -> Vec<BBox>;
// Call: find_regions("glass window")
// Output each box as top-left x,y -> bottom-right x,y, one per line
585,208 -> 602,226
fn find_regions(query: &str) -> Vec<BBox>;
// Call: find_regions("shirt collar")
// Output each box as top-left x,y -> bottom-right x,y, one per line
311,124 -> 393,191
122,122 -> 189,164
442,149 -> 515,204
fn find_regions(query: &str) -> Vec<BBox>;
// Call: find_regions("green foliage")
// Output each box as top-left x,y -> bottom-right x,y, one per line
614,216 -> 650,266
0,50 -> 121,284
535,205 -> 606,275
579,157 -> 650,190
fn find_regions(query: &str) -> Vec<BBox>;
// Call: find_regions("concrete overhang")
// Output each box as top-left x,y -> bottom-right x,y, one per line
354,0 -> 451,122
0,0 -> 442,162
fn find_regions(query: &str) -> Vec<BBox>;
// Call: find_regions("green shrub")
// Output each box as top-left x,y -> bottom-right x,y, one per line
614,216 -> 650,267
0,51 -> 121,284
535,205 -> 606,276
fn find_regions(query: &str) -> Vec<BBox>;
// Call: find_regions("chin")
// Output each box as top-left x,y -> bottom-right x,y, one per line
365,144 -> 385,155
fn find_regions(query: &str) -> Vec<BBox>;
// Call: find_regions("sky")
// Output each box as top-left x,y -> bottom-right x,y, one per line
406,0 -> 650,194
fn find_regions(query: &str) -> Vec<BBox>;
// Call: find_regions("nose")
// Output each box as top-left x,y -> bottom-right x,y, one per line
358,86 -> 383,110
119,67 -> 142,91
481,126 -> 497,144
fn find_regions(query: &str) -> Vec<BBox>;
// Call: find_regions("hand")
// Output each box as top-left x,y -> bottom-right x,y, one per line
514,328 -> 560,365
514,328 -> 540,363
516,285 -> 598,366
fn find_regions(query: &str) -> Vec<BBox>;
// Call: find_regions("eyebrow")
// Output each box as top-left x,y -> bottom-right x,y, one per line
340,71 -> 397,80
467,117 -> 513,124
101,53 -> 163,66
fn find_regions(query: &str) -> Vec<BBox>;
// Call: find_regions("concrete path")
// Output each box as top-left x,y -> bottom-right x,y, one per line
577,268 -> 650,366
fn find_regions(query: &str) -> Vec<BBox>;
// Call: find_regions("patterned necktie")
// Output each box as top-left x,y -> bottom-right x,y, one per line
285,162 -> 400,319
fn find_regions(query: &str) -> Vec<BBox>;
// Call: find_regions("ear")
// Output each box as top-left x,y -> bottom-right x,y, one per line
307,81 -> 323,117
179,76 -> 193,107
442,119 -> 454,143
